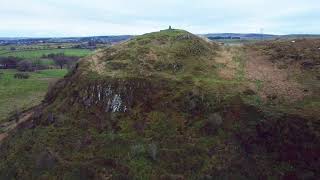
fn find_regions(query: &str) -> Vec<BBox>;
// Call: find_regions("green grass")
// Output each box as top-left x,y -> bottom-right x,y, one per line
0,49 -> 8,52
0,48 -> 92,59
34,69 -> 68,78
37,59 -> 55,66
0,69 -> 68,122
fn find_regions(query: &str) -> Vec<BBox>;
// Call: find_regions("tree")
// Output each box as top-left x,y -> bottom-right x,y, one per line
17,60 -> 33,72
47,53 -> 80,69
52,53 -> 79,69
53,56 -> 68,69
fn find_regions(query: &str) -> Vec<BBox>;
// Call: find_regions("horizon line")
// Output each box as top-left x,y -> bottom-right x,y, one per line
1,32 -> 320,39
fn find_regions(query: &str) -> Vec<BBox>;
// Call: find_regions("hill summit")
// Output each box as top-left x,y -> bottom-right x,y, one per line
76,29 -> 218,78
0,30 -> 319,179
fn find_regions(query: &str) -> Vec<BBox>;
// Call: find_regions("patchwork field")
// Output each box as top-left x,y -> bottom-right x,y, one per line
0,48 -> 92,58
0,44 -> 93,122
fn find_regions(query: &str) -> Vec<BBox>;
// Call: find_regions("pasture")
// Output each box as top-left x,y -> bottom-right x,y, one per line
0,48 -> 92,58
0,69 -> 68,122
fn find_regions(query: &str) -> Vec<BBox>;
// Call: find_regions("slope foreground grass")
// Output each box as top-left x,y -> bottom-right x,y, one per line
0,30 -> 319,179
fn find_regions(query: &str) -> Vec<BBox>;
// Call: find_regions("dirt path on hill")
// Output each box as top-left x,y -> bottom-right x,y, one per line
214,46 -> 241,80
0,111 -> 33,143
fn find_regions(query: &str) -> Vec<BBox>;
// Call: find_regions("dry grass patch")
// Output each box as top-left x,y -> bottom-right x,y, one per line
244,49 -> 306,102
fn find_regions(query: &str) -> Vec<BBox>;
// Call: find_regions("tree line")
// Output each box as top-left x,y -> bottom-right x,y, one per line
0,53 -> 79,72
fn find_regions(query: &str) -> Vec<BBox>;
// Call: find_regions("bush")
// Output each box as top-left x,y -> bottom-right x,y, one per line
14,72 -> 30,79
131,144 -> 146,157
49,53 -> 79,69
17,60 -> 34,72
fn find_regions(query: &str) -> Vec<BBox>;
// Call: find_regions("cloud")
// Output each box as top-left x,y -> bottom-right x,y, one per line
0,0 -> 319,36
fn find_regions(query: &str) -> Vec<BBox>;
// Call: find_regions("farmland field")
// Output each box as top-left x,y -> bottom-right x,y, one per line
0,69 -> 68,122
0,48 -> 92,58
0,45 -> 93,122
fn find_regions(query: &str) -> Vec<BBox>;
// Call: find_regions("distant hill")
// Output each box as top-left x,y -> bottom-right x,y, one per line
0,36 -> 133,45
204,33 -> 278,40
203,33 -> 320,40
280,34 -> 320,39
47,35 -> 133,43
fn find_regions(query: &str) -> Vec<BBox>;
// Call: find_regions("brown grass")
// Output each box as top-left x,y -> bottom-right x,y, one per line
87,51 -> 107,75
244,49 -> 306,102
214,47 -> 238,80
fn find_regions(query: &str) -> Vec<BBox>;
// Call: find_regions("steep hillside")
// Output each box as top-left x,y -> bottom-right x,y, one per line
0,30 -> 319,179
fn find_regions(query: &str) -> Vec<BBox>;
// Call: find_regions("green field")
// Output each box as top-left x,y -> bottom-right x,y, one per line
0,69 -> 68,122
0,46 -> 92,122
0,48 -> 92,58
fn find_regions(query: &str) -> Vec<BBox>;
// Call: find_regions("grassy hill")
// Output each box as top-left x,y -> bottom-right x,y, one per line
0,30 -> 319,179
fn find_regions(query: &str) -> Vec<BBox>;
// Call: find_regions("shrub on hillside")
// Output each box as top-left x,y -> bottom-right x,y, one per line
17,60 -> 34,72
14,72 -> 30,79
131,144 -> 146,157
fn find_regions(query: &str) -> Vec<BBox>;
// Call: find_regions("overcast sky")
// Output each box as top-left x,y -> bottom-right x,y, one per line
0,0 -> 319,37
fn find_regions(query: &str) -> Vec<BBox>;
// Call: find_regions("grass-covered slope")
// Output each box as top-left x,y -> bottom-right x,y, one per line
0,30 -> 319,179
